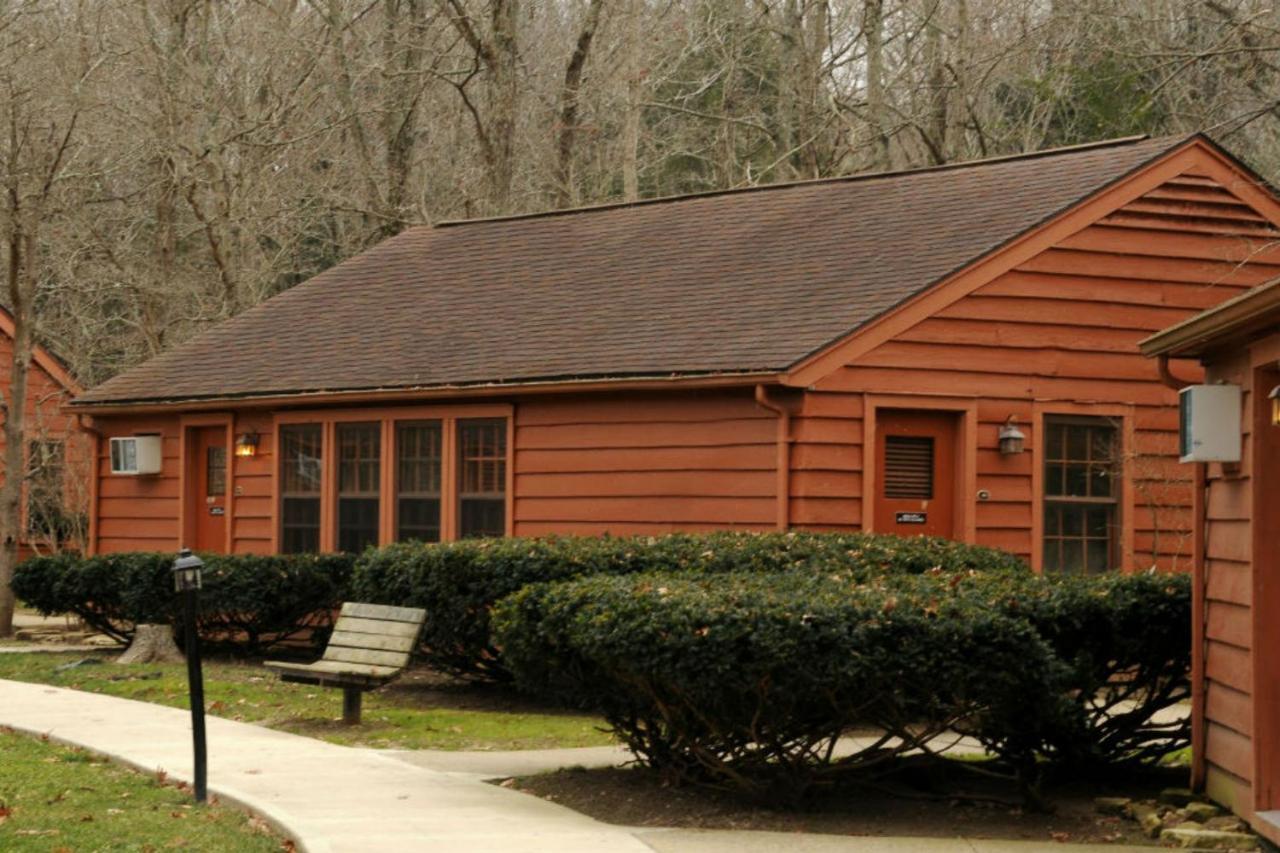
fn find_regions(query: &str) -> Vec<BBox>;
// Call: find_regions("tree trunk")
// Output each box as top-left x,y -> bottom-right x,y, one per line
551,0 -> 605,207
487,0 -> 520,210
864,0 -> 891,169
117,623 -> 184,664
620,0 -> 643,201
0,225 -> 31,639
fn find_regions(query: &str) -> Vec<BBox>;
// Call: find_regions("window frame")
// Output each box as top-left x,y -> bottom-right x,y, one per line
1041,415 -> 1120,574
1032,405 -> 1134,575
395,420 -> 444,544
279,422 -> 324,555
335,421 -> 382,554
457,417 -> 508,539
273,404 -> 512,553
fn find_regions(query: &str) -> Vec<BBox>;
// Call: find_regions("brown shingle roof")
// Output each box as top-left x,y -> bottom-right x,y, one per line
78,134 -> 1191,406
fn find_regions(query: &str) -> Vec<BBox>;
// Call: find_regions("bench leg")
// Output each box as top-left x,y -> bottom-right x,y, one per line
342,687 -> 363,725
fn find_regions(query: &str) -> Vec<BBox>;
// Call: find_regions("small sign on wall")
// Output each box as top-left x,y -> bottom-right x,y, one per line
209,507 -> 225,516
895,511 -> 926,524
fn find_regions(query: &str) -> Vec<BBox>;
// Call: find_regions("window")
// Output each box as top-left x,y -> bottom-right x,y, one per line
206,445 -> 227,497
396,421 -> 442,542
280,424 -> 322,554
336,423 -> 380,554
277,411 -> 509,550
27,440 -> 64,538
458,419 -> 506,538
1043,417 -> 1119,574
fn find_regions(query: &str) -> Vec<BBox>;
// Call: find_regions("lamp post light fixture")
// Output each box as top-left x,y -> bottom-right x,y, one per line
998,416 -> 1026,456
173,548 -> 208,804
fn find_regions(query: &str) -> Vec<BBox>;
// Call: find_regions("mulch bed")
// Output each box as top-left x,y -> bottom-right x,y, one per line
511,762 -> 1186,846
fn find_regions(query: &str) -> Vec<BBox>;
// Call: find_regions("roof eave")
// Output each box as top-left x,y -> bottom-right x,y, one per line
69,370 -> 788,415
1140,277 -> 1280,359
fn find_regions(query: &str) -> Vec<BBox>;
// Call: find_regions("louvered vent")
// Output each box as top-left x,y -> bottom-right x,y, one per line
884,436 -> 934,499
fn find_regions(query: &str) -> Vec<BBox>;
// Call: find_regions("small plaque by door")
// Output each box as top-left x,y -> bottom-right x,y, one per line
895,511 -> 926,524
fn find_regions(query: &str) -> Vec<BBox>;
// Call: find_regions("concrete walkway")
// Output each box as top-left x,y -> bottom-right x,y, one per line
0,678 -> 1159,853
0,678 -> 648,853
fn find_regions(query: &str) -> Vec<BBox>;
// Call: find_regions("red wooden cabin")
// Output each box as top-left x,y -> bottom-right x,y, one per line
1142,280 -> 1280,843
0,308 -> 91,556
71,134 -> 1280,573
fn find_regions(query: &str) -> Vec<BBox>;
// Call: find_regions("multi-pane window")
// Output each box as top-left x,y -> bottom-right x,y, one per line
336,423 -> 380,554
396,421 -> 442,542
279,414 -> 509,549
27,440 -> 64,538
1043,417 -> 1119,574
280,424 -> 322,554
206,445 -> 227,497
458,419 -> 507,538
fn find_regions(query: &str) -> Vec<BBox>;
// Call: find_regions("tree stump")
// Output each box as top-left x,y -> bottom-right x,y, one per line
116,624 -> 184,664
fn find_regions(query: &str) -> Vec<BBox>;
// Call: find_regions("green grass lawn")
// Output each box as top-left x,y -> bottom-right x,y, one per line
0,727 -> 284,852
0,652 -> 613,751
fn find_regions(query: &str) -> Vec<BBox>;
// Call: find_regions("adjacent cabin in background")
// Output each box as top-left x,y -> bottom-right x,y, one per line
1141,280 -> 1280,845
70,133 -> 1280,573
0,308 -> 91,556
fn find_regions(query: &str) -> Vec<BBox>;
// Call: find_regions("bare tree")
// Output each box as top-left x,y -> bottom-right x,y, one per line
0,0 -> 96,637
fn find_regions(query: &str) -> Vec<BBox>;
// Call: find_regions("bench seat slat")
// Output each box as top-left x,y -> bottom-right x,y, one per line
264,659 -> 400,687
331,616 -> 422,638
326,630 -> 418,653
323,647 -> 412,668
340,602 -> 427,623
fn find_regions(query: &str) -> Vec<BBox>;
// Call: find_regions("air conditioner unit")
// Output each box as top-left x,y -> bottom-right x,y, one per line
1179,385 -> 1242,463
109,436 -> 163,475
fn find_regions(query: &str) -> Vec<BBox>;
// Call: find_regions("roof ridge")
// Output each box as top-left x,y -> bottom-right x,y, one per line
435,133 -> 1173,229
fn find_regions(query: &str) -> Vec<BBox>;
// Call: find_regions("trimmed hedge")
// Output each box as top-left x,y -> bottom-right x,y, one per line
491,568 -> 1190,802
350,532 -> 1028,681
13,551 -> 355,654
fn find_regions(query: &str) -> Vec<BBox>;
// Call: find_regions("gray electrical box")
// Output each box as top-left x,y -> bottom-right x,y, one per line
1179,385 -> 1242,463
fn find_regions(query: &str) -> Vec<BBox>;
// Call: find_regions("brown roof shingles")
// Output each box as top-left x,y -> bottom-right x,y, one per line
78,134 -> 1187,405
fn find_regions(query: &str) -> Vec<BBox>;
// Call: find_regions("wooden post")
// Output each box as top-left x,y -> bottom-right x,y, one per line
342,687 -> 362,725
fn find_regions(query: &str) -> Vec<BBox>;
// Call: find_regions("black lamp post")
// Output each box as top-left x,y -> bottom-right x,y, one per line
173,548 -> 207,804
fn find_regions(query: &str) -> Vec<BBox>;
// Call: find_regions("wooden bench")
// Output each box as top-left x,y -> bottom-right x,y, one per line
264,602 -> 426,724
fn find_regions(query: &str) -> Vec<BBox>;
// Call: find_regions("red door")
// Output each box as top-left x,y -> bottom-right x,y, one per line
191,427 -> 228,552
875,410 -> 957,538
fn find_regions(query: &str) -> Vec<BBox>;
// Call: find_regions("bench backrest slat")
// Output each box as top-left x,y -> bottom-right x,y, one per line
340,602 -> 427,623
316,603 -> 428,674
327,630 -> 418,654
331,616 -> 422,639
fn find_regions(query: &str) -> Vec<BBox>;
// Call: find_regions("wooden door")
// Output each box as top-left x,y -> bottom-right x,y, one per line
190,426 -> 228,552
875,410 -> 957,538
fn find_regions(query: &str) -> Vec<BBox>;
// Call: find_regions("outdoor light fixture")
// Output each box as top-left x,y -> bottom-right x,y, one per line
172,548 -> 208,804
233,431 -> 260,458
1271,385 -> 1280,427
998,416 -> 1026,456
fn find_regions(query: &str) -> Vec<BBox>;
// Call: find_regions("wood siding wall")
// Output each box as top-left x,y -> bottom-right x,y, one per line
90,391 -> 778,553
93,415 -> 181,553
1200,347 -> 1255,814
512,391 -> 776,536
796,171 -> 1280,569
1196,331 -> 1280,842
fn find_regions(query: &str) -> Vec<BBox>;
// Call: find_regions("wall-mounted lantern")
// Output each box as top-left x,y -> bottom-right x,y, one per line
998,416 -> 1026,456
1270,386 -> 1280,427
234,431 -> 260,458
